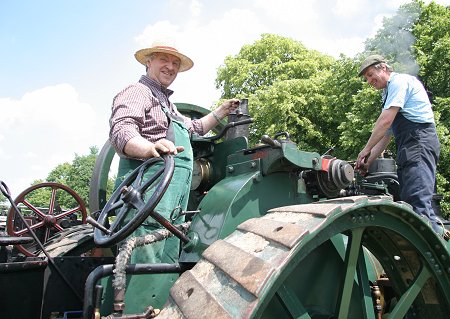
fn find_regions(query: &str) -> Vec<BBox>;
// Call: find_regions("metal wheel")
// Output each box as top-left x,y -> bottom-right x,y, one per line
6,182 -> 87,257
159,196 -> 450,319
94,155 -> 174,247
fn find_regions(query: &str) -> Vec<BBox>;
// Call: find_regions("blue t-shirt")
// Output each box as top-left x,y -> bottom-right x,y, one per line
382,72 -> 434,124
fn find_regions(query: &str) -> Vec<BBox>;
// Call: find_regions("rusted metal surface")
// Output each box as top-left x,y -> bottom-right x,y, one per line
203,240 -> 275,297
0,260 -> 47,272
237,218 -> 308,249
163,270 -> 234,319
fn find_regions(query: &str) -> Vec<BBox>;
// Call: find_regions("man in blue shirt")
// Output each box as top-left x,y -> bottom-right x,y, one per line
355,54 -> 441,233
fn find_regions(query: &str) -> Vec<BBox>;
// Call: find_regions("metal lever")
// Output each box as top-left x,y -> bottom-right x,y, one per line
86,216 -> 112,235
261,134 -> 282,148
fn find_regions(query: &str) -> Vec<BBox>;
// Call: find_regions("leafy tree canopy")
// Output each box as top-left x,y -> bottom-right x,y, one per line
24,146 -> 115,213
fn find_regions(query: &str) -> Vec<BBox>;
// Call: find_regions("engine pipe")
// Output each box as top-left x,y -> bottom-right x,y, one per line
83,263 -> 186,319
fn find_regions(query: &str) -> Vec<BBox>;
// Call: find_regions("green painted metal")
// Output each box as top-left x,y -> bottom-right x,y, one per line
181,168 -> 314,262
356,246 -> 377,319
181,139 -> 326,262
389,265 -> 432,318
337,228 -> 364,318
88,139 -> 115,213
227,141 -> 321,176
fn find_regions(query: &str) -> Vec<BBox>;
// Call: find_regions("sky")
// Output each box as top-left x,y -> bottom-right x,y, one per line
1,0 -> 449,198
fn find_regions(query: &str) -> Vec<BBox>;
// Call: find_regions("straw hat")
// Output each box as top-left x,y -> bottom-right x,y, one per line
134,40 -> 194,72
358,54 -> 386,76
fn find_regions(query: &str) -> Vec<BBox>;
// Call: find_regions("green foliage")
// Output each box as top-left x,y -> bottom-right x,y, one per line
24,146 -> 115,213
414,1 -> 450,218
434,97 -> 450,217
250,76 -> 333,153
0,192 -> 6,204
65,146 -> 99,205
216,33 -> 334,98
338,87 -> 381,159
413,1 -> 450,98
23,179 -> 52,210
217,33 -> 335,153
28,146 -> 99,210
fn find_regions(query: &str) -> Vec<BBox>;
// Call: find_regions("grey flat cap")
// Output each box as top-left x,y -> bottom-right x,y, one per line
358,54 -> 386,76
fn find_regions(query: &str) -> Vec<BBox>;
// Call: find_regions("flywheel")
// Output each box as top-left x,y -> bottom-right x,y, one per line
158,195 -> 450,319
37,224 -> 96,257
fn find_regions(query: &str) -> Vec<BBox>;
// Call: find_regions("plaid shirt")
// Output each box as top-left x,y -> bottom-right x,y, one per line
109,75 -> 204,157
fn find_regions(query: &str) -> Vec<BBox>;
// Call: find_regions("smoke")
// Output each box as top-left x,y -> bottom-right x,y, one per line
365,2 -> 421,76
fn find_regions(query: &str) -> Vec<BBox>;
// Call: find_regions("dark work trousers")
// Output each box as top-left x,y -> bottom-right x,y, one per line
392,112 -> 441,233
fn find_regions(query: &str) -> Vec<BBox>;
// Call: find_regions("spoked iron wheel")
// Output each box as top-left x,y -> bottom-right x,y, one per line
7,182 -> 87,256
159,196 -> 450,319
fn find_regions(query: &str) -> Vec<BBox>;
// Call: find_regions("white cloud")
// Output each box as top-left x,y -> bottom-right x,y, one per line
0,84 -> 104,197
333,0 -> 365,17
189,0 -> 202,17
134,7 -> 266,108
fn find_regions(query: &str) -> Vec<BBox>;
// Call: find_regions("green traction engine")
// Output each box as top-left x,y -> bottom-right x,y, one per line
0,102 -> 449,319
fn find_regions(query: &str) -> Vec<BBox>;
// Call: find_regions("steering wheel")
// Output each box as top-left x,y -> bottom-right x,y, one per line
93,155 -> 175,247
6,182 -> 87,256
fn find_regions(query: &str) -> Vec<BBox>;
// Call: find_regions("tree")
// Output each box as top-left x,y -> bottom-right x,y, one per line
24,146 -> 115,213
216,33 -> 334,98
0,193 -> 6,204
414,1 -> 450,99
65,146 -> 99,205
216,33 -> 336,152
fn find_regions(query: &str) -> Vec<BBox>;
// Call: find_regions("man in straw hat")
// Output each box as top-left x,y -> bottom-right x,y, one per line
108,40 -> 240,314
355,54 -> 441,234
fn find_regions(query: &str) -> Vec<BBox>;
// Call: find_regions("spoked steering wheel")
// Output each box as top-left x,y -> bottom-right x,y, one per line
6,182 -> 87,257
93,155 -> 175,247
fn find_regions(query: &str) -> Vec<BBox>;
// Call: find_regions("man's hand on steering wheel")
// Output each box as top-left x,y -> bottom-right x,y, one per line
152,138 -> 184,157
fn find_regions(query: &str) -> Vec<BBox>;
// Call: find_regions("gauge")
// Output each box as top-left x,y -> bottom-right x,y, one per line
191,158 -> 212,190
